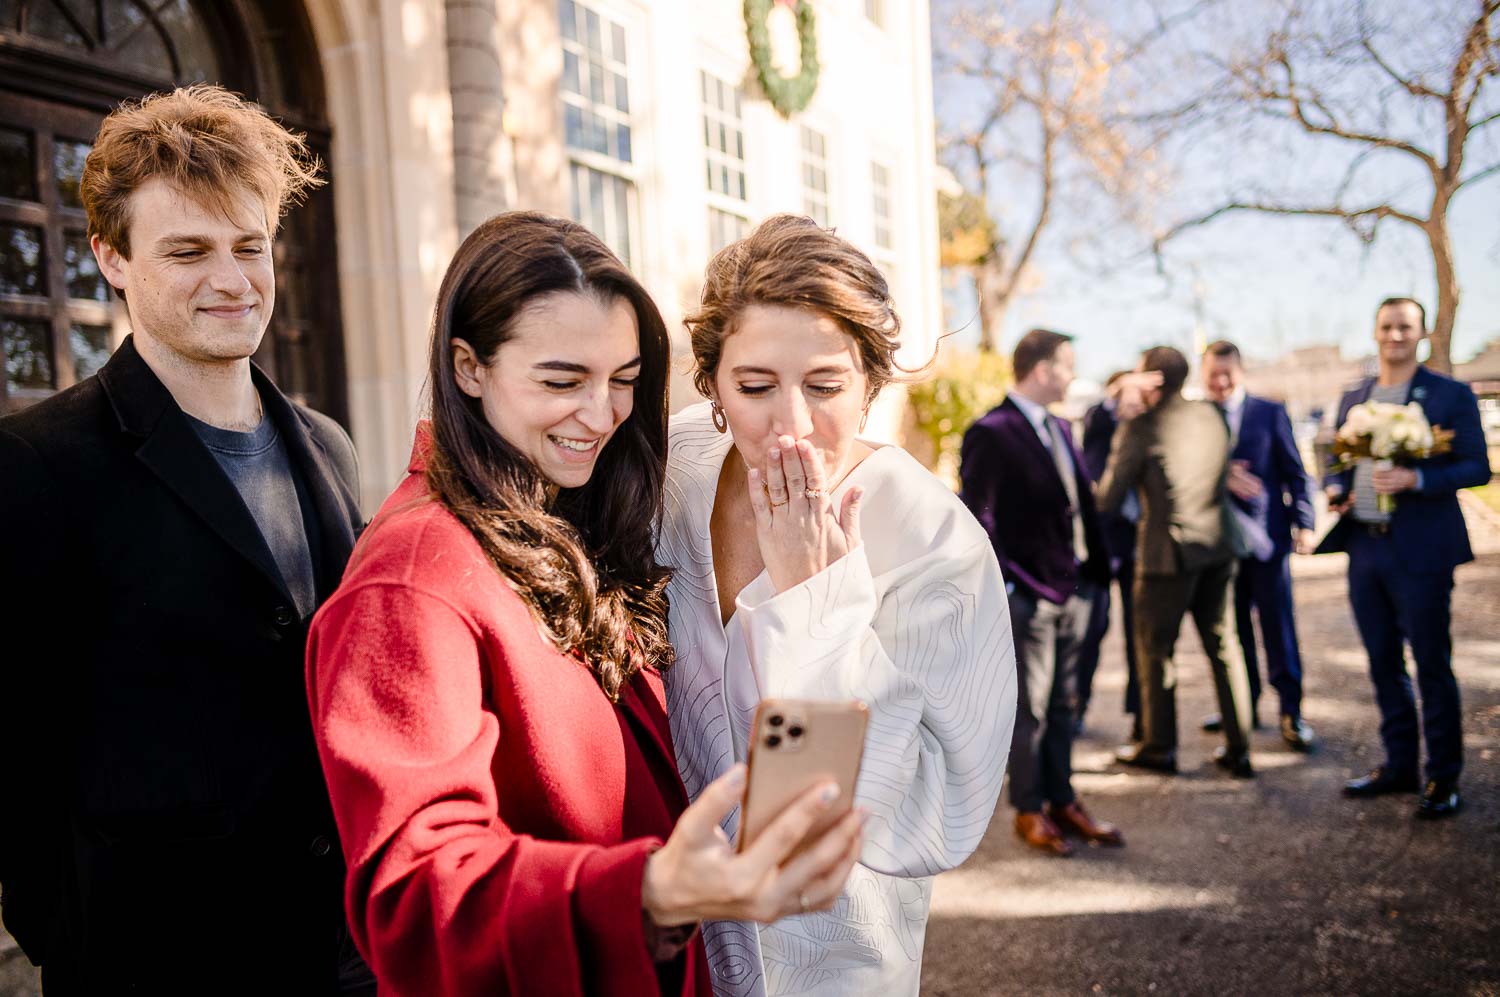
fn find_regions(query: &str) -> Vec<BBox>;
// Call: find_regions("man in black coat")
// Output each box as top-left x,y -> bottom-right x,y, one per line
1075,371 -> 1142,741
0,86 -> 368,993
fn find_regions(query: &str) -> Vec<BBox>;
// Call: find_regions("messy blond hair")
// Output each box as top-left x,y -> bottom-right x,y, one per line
685,214 -> 912,406
81,84 -> 323,257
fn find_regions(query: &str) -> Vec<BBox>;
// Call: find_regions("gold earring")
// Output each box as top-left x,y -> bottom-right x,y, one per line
859,408 -> 870,433
711,401 -> 728,433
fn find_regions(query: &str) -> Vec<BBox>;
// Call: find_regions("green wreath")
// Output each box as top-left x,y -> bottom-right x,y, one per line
744,0 -> 819,118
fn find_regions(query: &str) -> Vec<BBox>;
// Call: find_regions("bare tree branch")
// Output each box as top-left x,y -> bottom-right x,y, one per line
1457,159 -> 1500,188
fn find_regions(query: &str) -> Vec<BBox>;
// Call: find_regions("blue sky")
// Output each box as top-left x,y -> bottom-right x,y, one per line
932,0 -> 1500,383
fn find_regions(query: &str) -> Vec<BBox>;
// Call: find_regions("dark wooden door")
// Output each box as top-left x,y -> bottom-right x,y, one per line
0,0 -> 347,425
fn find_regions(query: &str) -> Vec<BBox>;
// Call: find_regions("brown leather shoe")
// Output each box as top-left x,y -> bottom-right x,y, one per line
1014,812 -> 1074,857
1050,800 -> 1125,847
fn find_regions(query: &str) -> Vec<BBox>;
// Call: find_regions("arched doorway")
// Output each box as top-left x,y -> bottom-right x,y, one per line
0,0 -> 348,424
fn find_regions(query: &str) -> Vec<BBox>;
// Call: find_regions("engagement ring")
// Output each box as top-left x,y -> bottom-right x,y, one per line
803,488 -> 824,500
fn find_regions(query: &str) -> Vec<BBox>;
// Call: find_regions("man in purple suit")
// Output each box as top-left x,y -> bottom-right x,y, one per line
960,329 -> 1124,857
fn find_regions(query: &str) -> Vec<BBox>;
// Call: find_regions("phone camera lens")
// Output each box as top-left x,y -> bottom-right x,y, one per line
768,714 -> 784,727
786,725 -> 804,738
765,734 -> 782,748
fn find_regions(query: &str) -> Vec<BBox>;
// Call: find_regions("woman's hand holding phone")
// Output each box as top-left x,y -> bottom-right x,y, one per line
641,764 -> 864,928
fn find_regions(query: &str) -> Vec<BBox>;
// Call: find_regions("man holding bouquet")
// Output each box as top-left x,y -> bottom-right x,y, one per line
1319,297 -> 1491,818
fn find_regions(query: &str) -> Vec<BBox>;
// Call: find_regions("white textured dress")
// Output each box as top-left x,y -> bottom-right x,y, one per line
658,403 -> 1018,997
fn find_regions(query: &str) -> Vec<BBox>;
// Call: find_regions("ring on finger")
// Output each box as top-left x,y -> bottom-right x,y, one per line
771,497 -> 789,508
803,487 -> 824,500
798,892 -> 810,913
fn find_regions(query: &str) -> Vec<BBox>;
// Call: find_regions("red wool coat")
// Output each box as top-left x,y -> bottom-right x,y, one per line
306,436 -> 710,997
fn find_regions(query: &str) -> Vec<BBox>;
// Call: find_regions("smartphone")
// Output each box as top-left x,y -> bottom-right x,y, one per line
738,698 -> 869,858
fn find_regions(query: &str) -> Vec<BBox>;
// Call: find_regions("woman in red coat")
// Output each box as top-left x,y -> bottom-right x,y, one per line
306,213 -> 864,997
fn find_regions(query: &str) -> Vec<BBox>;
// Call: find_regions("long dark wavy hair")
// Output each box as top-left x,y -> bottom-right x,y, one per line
425,211 -> 673,701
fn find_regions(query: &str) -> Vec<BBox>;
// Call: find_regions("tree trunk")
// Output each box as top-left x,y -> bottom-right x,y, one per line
974,261 -> 1008,353
1427,215 -> 1458,375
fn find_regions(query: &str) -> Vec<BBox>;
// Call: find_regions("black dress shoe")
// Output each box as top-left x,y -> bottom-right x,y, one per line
1212,745 -> 1255,778
1128,715 -> 1143,744
1280,715 -> 1316,752
1202,711 -> 1263,733
1415,780 -> 1462,819
1343,766 -> 1420,798
1115,744 -> 1177,773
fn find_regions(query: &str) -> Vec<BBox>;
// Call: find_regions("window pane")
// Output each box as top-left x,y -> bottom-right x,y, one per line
615,124 -> 631,163
54,139 -> 91,209
588,58 -> 605,104
64,230 -> 110,301
610,22 -> 627,65
612,72 -> 629,113
106,0 -> 175,78
559,0 -> 577,41
25,0 -> 88,46
2,317 -> 53,390
612,180 -> 630,268
563,51 -> 581,95
584,9 -> 602,54
565,104 -> 583,148
70,323 -> 112,380
0,223 -> 44,295
589,169 -> 605,231
156,0 -> 219,82
0,128 -> 37,201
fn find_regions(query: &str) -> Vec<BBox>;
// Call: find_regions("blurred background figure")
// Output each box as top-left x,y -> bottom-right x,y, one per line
1099,347 -> 1255,779
1077,369 -> 1142,743
1199,340 -> 1317,752
961,329 -> 1123,858
1320,298 -> 1492,819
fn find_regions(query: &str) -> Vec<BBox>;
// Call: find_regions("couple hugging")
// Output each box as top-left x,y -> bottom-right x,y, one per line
0,84 -> 1017,997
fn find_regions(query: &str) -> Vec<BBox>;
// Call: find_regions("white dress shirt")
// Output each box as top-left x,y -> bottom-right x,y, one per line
656,403 -> 1018,997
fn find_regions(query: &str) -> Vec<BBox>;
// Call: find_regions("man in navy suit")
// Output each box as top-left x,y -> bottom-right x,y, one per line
1076,371 -> 1142,742
961,329 -> 1124,857
1199,341 -> 1318,751
1320,297 -> 1491,818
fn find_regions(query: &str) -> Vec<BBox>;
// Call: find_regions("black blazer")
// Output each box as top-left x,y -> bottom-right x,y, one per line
1080,400 -> 1137,565
0,336 -> 363,993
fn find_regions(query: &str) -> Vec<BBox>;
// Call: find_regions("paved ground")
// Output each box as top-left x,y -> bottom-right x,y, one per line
5,504 -> 1496,997
921,497 -> 1500,997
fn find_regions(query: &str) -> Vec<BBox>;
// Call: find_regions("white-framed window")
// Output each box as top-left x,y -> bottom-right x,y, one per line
702,69 -> 751,252
560,0 -> 637,267
708,208 -> 751,255
871,160 -> 894,250
801,126 -> 830,227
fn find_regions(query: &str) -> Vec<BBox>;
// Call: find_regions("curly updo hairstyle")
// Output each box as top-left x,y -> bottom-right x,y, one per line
424,211 -> 672,702
684,214 -> 907,405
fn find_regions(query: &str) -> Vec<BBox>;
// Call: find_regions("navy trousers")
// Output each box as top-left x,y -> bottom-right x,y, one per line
1234,553 -> 1304,720
1347,528 -> 1463,782
1075,556 -> 1139,720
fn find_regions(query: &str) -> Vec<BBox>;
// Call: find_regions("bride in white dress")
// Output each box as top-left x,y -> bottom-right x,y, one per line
657,214 -> 1018,997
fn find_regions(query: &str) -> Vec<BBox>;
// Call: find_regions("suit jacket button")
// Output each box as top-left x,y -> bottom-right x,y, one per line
310,835 -> 333,857
272,605 -> 296,627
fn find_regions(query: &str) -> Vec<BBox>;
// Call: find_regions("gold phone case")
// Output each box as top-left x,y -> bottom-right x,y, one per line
738,698 -> 869,856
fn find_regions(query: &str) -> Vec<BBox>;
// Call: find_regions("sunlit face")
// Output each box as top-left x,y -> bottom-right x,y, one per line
93,177 -> 275,366
1374,301 -> 1426,367
1201,354 -> 1242,404
454,291 -> 641,490
1031,342 -> 1076,406
712,305 -> 870,483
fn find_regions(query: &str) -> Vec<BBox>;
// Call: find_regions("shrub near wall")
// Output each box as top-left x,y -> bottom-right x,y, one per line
905,350 -> 1011,488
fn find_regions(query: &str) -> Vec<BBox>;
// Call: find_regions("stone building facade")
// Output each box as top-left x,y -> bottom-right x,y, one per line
1,0 -> 942,510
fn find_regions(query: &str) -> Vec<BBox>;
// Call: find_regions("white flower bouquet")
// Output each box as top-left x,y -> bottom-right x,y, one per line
1331,401 -> 1453,513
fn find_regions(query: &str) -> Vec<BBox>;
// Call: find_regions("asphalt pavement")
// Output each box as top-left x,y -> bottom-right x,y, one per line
920,498 -> 1500,996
